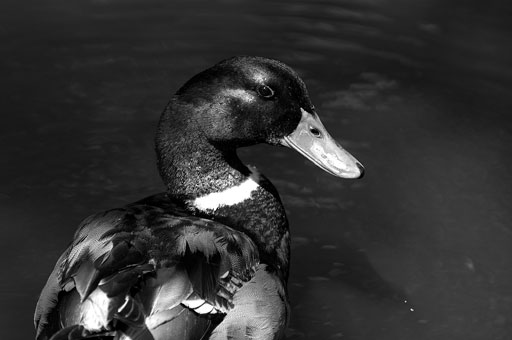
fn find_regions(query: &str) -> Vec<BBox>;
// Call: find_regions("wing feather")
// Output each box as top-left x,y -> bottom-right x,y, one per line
35,196 -> 260,339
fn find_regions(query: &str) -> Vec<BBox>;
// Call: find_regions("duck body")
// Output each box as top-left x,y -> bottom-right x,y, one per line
36,192 -> 288,340
34,56 -> 363,340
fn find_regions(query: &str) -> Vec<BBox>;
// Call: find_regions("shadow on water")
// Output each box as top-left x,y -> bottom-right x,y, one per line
293,237 -> 410,303
287,237 -> 417,339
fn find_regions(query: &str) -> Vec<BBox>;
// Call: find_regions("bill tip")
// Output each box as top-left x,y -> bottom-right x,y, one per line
356,162 -> 365,179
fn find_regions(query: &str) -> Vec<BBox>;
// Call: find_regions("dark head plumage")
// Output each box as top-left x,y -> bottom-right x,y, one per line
156,56 -> 314,152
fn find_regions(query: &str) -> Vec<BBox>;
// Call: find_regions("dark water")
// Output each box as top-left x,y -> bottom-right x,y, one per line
1,0 -> 511,339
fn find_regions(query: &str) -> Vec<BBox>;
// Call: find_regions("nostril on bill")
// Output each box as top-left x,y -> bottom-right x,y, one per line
309,127 -> 321,138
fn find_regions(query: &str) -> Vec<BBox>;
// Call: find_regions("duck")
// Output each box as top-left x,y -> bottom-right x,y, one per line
34,56 -> 364,340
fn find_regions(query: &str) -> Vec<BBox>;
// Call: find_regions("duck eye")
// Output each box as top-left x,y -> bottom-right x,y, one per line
257,85 -> 275,98
309,126 -> 322,138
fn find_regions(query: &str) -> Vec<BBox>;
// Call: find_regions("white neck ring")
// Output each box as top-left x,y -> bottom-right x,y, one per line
189,166 -> 261,211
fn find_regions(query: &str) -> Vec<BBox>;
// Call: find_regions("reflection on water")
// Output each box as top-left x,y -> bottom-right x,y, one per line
1,0 -> 511,339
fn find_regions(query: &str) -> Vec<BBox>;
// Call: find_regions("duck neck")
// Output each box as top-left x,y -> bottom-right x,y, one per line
160,137 -> 249,198
156,104 -> 290,282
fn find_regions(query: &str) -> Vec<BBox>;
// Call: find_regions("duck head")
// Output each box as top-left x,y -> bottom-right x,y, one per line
156,56 -> 363,195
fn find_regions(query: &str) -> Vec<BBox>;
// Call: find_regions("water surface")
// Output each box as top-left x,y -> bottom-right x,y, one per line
1,0 -> 511,339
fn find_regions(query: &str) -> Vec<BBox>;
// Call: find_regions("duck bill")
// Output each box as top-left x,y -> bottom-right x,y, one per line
281,108 -> 364,179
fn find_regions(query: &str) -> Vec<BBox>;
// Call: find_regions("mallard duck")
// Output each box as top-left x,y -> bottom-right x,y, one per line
34,56 -> 364,340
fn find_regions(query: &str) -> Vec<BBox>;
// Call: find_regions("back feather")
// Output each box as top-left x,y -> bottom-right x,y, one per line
35,194 -> 260,340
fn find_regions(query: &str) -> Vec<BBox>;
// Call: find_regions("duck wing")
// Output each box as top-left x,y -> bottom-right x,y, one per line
34,194 -> 259,340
